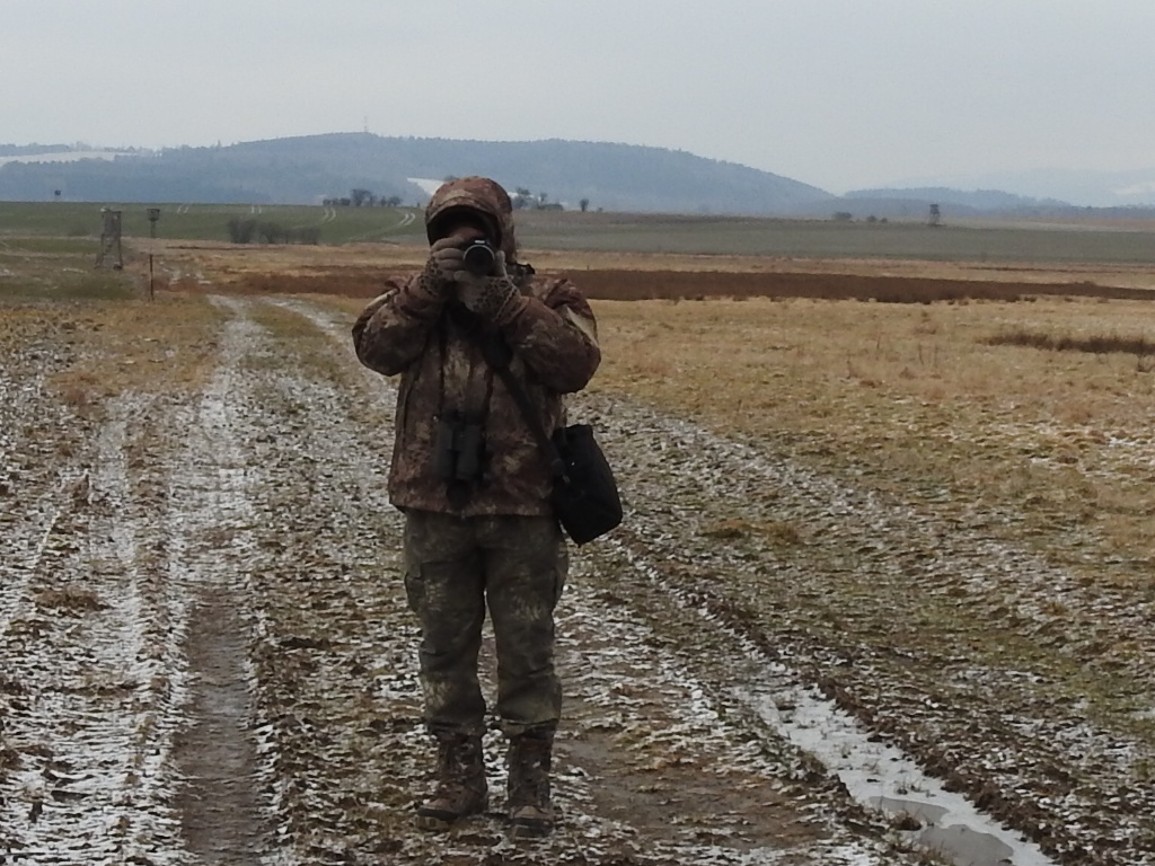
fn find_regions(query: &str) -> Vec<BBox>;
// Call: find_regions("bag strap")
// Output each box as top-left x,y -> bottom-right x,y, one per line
471,319 -> 567,480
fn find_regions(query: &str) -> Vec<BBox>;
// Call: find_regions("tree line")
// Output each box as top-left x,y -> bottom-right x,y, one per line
323,189 -> 405,208
323,185 -> 592,212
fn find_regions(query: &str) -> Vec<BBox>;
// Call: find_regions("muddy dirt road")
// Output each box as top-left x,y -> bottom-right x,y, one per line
1,294 -> 1150,865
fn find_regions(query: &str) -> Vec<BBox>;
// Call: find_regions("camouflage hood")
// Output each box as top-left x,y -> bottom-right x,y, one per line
425,176 -> 518,263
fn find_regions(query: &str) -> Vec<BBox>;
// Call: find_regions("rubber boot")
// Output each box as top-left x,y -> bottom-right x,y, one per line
506,729 -> 555,837
415,733 -> 488,830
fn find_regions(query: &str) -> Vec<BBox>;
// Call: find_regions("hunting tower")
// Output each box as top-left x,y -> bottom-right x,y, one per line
95,208 -> 123,268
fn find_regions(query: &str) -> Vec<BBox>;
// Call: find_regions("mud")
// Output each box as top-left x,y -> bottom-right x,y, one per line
2,292 -> 1148,865
174,593 -> 269,862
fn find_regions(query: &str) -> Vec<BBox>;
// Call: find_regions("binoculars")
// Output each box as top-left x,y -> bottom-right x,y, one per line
435,412 -> 485,482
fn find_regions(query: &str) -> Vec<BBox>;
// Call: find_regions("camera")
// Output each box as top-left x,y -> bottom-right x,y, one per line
461,239 -> 496,276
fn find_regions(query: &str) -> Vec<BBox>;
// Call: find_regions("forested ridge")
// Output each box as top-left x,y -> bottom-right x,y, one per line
0,133 -> 831,215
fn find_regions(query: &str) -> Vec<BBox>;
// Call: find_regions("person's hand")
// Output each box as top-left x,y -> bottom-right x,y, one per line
457,252 -> 525,324
430,236 -> 468,283
414,237 -> 466,301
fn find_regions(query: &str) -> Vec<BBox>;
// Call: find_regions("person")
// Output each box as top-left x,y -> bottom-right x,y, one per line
351,177 -> 601,837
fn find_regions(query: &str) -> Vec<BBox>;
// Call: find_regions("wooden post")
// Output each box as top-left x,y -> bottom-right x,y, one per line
147,208 -> 161,300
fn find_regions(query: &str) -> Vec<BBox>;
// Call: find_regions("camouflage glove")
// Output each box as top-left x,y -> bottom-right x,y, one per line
412,237 -> 463,302
456,251 -> 527,325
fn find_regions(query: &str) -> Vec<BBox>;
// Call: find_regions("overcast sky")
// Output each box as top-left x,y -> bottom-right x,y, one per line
3,0 -> 1153,194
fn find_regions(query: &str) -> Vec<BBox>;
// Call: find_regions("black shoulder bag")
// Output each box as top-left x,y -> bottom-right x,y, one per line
476,327 -> 622,545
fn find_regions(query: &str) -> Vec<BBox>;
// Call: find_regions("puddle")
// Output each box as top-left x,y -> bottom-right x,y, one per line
871,798 -> 1017,866
742,676 -> 1057,866
607,537 -> 1059,866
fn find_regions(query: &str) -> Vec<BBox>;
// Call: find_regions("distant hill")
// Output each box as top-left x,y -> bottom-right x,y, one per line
794,186 -> 1070,221
793,185 -> 1155,221
0,133 -> 833,216
6,135 -> 1154,217
880,168 -> 1155,208
845,186 -> 1068,210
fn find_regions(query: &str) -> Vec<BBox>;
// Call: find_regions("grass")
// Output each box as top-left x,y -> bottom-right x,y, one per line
0,234 -> 139,301
591,295 -> 1153,540
1,270 -> 138,302
241,298 -> 407,443
0,201 -> 426,245
0,236 -> 101,255
515,208 -> 1155,265
34,295 -> 227,406
4,200 -> 1155,264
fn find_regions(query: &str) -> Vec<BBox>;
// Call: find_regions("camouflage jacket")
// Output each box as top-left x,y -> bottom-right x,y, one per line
352,268 -> 601,517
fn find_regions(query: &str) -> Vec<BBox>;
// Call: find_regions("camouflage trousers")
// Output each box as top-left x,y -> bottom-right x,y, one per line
402,510 -> 568,736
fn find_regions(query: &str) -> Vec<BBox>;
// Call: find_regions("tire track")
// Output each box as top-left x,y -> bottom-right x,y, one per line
167,298 -> 275,864
0,367 -> 86,638
0,396 -> 190,864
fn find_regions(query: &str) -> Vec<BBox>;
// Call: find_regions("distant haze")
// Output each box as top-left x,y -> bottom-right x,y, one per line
885,167 -> 1155,209
2,0 -> 1155,198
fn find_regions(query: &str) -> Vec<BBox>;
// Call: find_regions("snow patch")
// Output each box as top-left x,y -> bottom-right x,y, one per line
406,176 -> 445,197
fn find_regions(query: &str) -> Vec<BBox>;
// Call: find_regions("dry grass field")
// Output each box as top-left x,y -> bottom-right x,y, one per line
3,223 -> 1155,865
593,294 -> 1155,566
282,239 -> 1155,604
